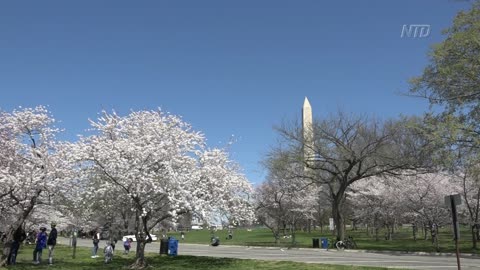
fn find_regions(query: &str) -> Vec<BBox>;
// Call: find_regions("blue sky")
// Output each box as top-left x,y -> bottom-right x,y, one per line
0,0 -> 472,184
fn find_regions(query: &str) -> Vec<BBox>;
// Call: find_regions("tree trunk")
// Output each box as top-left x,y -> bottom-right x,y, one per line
130,240 -> 147,269
291,222 -> 296,246
130,198 -> 149,269
472,225 -> 478,250
431,227 -> 439,252
0,219 -> 26,266
332,194 -> 345,241
0,236 -> 13,267
386,225 -> 392,240
373,216 -> 379,241
0,192 -> 39,267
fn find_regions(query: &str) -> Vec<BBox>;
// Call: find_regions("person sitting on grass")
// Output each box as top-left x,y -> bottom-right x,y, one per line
104,241 -> 113,264
123,238 -> 133,254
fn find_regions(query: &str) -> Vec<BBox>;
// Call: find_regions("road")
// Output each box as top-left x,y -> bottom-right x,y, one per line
63,238 -> 480,270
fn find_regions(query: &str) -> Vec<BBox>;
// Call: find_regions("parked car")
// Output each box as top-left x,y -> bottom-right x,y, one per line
122,234 -> 158,242
191,225 -> 203,230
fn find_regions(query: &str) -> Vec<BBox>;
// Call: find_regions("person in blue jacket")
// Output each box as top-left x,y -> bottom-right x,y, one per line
33,227 -> 47,264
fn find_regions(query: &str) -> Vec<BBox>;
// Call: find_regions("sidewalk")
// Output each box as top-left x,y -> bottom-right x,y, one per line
338,248 -> 480,258
240,242 -> 480,259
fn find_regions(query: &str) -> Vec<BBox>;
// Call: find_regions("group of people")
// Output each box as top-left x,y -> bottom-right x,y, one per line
91,234 -> 115,264
5,224 -> 141,265
90,234 -> 133,264
33,222 -> 58,265
6,222 -> 57,265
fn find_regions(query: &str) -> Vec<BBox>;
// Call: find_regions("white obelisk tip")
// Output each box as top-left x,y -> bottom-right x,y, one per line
303,97 -> 311,109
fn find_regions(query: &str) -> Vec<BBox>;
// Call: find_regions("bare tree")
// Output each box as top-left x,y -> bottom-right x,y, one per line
272,112 -> 428,241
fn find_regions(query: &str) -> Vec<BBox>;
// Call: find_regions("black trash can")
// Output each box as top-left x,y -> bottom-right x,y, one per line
312,238 -> 320,248
160,238 -> 169,255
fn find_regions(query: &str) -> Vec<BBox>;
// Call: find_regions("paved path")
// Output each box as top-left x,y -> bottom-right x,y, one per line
63,238 -> 480,270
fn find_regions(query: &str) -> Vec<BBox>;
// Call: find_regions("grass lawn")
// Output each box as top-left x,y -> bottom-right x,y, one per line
0,245 -> 389,270
162,226 -> 480,254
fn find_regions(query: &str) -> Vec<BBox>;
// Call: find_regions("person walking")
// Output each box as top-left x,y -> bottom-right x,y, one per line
123,238 -> 132,254
111,237 -> 117,252
8,226 -> 26,265
47,222 -> 58,265
91,234 -> 100,258
104,241 -> 114,264
33,227 -> 47,264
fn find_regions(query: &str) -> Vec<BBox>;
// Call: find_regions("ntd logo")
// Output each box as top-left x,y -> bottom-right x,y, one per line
401,24 -> 431,38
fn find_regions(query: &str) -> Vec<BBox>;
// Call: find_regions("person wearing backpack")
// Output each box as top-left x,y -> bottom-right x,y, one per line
33,227 -> 47,264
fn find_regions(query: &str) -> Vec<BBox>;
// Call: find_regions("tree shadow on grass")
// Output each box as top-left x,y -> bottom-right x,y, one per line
4,246 -> 390,270
5,248 -> 236,270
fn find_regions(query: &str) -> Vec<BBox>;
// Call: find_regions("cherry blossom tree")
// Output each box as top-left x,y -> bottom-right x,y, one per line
68,110 -> 253,269
380,173 -> 455,251
351,177 -> 406,241
255,180 -> 284,243
255,154 -> 319,244
352,172 -> 457,249
0,106 -> 69,266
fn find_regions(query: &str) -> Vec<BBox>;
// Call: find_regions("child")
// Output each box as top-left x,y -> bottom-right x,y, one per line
123,238 -> 132,254
104,241 -> 113,264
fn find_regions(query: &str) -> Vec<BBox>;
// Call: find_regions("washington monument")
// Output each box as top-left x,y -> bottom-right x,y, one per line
302,97 -> 314,163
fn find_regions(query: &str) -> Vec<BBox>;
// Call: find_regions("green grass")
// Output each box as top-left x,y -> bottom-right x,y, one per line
163,226 -> 480,254
0,246 -> 388,270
